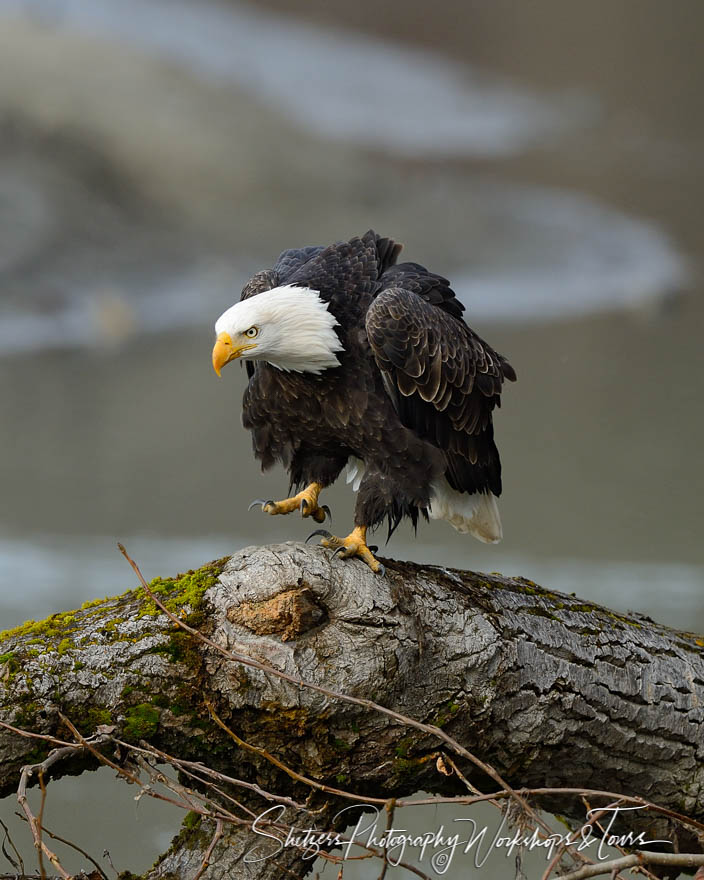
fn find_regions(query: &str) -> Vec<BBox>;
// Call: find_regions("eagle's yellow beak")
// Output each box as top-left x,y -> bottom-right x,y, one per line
212,332 -> 234,376
212,332 -> 256,376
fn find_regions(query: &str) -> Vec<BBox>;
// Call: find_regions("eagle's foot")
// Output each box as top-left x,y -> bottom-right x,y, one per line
306,525 -> 385,575
248,482 -> 329,523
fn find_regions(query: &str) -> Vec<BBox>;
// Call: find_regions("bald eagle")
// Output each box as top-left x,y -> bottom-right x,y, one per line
212,231 -> 516,574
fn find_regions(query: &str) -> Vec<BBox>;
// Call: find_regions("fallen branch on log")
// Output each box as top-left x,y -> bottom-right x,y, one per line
1,542 -> 703,879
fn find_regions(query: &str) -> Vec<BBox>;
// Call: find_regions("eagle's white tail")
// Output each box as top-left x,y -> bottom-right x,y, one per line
428,480 -> 503,543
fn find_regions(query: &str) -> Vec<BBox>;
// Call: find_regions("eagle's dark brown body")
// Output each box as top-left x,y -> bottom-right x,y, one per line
239,230 -> 516,538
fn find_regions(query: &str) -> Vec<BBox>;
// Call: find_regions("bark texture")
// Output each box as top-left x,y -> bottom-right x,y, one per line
1,542 -> 703,879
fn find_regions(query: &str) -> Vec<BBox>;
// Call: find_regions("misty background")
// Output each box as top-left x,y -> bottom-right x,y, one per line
0,0 -> 702,876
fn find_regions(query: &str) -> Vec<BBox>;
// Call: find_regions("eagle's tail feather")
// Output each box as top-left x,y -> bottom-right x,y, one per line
428,480 -> 503,543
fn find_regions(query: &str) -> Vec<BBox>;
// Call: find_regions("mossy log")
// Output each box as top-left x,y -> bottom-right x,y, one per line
1,542 -> 703,879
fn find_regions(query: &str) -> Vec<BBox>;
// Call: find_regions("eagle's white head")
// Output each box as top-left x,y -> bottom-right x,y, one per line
212,285 -> 344,376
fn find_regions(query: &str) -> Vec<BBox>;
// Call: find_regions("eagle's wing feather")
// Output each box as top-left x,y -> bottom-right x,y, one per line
366,283 -> 516,496
241,231 -> 401,308
273,246 -> 327,282
377,263 -> 465,320
284,230 -> 402,300
239,268 -> 279,302
239,246 -> 326,303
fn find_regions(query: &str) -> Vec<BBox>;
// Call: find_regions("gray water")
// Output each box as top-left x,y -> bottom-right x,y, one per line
1,0 -> 703,876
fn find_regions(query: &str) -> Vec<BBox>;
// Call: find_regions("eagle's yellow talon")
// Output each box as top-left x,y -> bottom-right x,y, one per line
249,482 -> 328,521
318,526 -> 384,574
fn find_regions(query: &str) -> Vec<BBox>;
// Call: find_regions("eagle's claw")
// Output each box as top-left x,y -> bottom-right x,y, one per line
300,498 -> 329,523
306,529 -> 332,543
248,498 -> 272,512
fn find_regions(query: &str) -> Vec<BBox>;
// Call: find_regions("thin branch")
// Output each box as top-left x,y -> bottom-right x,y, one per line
0,875 -> 45,880
137,754 -> 256,820
57,716 -> 430,878
540,800 -> 626,880
14,814 -> 109,880
0,721 -> 439,878
560,851 -> 704,880
134,755 -> 208,816
205,698 -> 390,806
396,788 -> 704,834
579,796 -> 659,880
132,740 -> 308,811
5,721 -> 701,840
17,749 -> 77,880
376,798 -> 396,880
0,817 -> 23,874
57,714 -> 229,821
443,755 -> 592,878
192,819 -> 223,880
36,770 -> 47,880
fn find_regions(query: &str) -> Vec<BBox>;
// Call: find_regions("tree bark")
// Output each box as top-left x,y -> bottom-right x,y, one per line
1,542 -> 703,878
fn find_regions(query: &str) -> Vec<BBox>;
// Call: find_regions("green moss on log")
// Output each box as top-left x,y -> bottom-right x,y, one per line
1,558 -> 231,754
0,557 -> 230,653
136,559 -> 229,623
123,703 -> 161,741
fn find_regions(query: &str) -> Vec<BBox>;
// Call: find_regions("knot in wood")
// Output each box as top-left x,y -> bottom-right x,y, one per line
226,586 -> 325,642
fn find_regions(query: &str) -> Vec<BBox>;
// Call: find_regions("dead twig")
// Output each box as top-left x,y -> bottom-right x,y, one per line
57,714 -> 231,822
4,718 -> 702,869
540,799 -> 627,880
578,796 -> 660,880
397,787 -> 704,834
132,739 -> 308,811
0,817 -> 24,874
62,714 -> 427,877
559,851 -> 704,880
14,814 -> 109,880
17,746 -> 80,880
205,698 -> 390,806
0,719 -> 430,877
36,770 -> 47,880
376,798 -> 396,880
136,751 -> 255,820
192,818 -> 223,880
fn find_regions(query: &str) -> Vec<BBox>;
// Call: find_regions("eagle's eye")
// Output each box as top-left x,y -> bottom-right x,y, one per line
244,326 -> 259,339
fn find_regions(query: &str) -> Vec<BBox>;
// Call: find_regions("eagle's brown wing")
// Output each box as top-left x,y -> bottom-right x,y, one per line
365,283 -> 516,496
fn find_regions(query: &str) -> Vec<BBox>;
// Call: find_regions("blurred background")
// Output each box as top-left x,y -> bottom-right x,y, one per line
0,0 -> 702,876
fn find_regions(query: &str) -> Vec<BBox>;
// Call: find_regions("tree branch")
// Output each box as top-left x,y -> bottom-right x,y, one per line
1,542 -> 703,878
